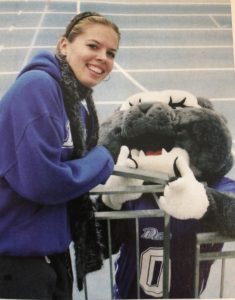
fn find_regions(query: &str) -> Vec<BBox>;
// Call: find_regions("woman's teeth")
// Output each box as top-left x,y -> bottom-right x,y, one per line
88,65 -> 103,74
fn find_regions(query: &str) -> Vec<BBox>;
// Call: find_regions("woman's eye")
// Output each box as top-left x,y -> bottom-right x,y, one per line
88,44 -> 97,49
107,51 -> 115,59
87,43 -> 116,59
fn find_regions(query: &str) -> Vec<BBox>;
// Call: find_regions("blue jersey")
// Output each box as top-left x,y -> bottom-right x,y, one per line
111,177 -> 235,299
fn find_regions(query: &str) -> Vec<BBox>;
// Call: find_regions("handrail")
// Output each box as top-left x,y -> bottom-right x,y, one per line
90,165 -> 169,195
194,232 -> 235,298
89,166 -> 170,299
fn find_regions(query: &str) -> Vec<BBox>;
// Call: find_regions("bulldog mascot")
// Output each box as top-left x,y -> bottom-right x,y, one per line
96,90 -> 235,299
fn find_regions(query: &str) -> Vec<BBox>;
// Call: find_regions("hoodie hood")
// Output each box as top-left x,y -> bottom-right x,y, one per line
18,51 -> 61,83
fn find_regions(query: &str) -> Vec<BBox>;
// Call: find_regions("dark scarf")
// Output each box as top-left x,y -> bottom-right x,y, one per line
56,53 -> 103,291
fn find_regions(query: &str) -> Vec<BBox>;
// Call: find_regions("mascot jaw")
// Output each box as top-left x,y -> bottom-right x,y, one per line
122,133 -> 175,155
146,150 -> 163,155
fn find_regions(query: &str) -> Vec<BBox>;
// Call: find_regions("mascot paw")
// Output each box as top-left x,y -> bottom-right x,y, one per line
158,157 -> 209,219
102,146 -> 144,210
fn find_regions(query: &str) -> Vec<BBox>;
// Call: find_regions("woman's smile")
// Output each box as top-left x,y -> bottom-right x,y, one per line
59,23 -> 119,87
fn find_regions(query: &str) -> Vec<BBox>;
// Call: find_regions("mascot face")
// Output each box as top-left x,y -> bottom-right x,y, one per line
99,90 -> 233,182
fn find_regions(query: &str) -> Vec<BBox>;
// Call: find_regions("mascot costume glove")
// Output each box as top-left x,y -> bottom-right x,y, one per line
158,156 -> 209,220
102,145 -> 144,210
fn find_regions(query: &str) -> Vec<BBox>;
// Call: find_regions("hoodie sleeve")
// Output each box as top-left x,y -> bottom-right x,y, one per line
1,70 -> 114,205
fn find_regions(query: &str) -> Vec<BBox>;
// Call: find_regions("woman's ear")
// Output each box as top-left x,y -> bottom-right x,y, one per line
57,37 -> 68,56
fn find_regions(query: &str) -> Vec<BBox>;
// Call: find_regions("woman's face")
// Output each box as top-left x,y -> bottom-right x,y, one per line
59,23 -> 119,87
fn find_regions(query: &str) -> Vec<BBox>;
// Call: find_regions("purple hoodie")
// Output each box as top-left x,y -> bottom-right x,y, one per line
0,51 -> 114,256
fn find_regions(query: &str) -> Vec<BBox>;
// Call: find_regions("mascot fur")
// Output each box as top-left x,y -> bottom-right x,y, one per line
96,90 -> 235,299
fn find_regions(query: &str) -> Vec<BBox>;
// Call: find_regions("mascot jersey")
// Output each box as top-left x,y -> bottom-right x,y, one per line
0,51 -> 114,256
109,177 -> 235,299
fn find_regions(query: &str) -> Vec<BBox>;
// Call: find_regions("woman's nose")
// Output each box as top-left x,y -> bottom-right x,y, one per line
97,49 -> 107,61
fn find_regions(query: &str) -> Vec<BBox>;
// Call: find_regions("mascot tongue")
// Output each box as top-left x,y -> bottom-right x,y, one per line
146,150 -> 162,156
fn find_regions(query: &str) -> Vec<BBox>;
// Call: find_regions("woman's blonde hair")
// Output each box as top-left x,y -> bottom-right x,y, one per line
56,12 -> 120,54
65,12 -> 120,43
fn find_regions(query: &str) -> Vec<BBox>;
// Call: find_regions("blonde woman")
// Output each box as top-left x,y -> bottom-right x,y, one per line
0,12 -> 120,299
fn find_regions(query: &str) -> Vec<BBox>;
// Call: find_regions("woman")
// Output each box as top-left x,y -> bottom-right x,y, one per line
0,12 -> 120,299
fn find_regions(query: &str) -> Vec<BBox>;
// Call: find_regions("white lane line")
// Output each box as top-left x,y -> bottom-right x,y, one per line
0,0 -> 76,2
112,67 -> 235,72
114,62 -> 148,92
211,98 -> 235,101
0,27 -> 232,31
0,11 -> 75,15
0,45 -> 232,50
8,26 -> 15,31
100,13 -> 231,16
232,141 -> 235,158
120,45 -> 232,49
1,27 -> 63,30
21,3 -> 49,68
209,15 -> 223,27
0,11 -> 231,16
74,0 -> 230,5
0,71 -> 18,75
232,149 -> 235,158
120,28 -> 232,31
1,45 -> 55,50
0,67 -> 234,76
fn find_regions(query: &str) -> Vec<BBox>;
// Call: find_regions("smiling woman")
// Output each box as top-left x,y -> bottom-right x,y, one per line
0,11 -> 120,300
57,12 -> 120,87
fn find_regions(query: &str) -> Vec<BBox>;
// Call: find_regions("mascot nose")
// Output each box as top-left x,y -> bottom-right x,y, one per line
139,102 -> 152,113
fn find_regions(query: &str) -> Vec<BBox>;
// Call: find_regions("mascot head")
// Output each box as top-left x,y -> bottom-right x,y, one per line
99,90 -> 233,184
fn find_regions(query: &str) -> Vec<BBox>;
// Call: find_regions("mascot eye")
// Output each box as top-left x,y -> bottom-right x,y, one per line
169,97 -> 187,109
129,98 -> 142,107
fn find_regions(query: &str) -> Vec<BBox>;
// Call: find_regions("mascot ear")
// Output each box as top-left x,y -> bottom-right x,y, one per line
197,97 -> 214,109
197,96 -> 229,124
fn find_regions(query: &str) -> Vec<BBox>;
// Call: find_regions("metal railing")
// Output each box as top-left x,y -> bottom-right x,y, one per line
82,166 -> 235,299
88,166 -> 170,300
194,232 -> 235,298
92,209 -> 170,300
